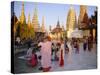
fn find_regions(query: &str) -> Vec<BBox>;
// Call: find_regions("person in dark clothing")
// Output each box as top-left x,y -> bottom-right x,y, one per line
74,40 -> 79,54
64,37 -> 69,54
88,35 -> 93,51
51,43 -> 55,55
83,38 -> 88,51
64,39 -> 69,54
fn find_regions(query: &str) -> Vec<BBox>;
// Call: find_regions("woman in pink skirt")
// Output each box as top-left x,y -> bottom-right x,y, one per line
40,36 -> 52,72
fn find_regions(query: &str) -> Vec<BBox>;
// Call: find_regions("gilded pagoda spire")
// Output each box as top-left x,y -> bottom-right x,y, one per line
20,2 -> 26,24
56,17 -> 60,28
41,16 -> 45,32
32,4 -> 40,32
28,13 -> 31,29
66,6 -> 76,31
78,5 -> 87,28
66,6 -> 77,38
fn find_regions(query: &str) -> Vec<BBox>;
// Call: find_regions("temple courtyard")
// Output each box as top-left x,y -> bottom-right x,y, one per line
14,43 -> 97,74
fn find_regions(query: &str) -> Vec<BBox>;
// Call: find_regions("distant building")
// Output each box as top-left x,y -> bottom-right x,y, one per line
78,5 -> 87,28
78,5 -> 90,37
78,5 -> 97,42
49,19 -> 64,39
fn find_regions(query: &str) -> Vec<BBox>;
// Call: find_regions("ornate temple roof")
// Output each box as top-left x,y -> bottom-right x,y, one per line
51,20 -> 63,33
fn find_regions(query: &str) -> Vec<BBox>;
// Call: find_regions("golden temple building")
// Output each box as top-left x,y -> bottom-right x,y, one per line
66,6 -> 77,38
32,6 -> 40,32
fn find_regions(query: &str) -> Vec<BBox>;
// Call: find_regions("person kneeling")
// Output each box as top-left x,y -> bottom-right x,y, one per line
27,50 -> 38,67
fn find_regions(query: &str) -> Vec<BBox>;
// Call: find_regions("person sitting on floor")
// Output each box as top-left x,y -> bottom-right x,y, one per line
27,50 -> 38,67
26,47 -> 33,58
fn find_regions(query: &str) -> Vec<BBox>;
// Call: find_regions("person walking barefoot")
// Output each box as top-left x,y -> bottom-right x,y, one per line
40,36 -> 52,72
59,38 -> 65,67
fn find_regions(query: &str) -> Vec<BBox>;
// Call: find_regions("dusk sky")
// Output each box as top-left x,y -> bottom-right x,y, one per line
14,1 -> 96,31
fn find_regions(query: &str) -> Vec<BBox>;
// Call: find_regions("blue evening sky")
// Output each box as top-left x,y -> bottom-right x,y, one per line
14,1 -> 96,30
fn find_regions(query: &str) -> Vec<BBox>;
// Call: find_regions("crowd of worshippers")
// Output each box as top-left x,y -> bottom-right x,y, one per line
25,36 -> 66,72
24,35 -> 94,72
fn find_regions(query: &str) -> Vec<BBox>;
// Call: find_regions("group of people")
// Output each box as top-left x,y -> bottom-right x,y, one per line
83,35 -> 93,52
25,36 -> 66,72
25,35 -> 94,72
37,36 -> 72,72
70,38 -> 79,54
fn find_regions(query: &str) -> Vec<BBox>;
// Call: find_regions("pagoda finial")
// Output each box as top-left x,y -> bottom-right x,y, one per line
32,3 -> 40,32
22,2 -> 24,14
70,5 -> 73,10
20,2 -> 26,24
57,16 -> 60,28
42,16 -> 44,26
28,13 -> 31,28
41,16 -> 45,32
34,3 -> 38,16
